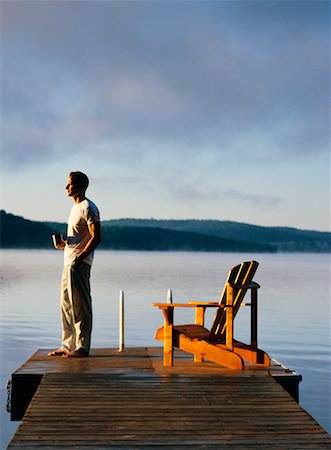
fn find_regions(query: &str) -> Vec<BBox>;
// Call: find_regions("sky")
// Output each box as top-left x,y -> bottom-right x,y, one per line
1,0 -> 330,231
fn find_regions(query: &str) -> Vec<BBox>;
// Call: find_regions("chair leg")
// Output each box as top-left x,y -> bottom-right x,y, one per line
194,354 -> 204,363
163,309 -> 174,367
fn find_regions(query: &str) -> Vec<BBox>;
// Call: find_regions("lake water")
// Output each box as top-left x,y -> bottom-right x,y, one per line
0,250 -> 330,448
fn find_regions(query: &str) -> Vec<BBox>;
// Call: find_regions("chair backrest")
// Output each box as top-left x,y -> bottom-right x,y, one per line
209,261 -> 259,341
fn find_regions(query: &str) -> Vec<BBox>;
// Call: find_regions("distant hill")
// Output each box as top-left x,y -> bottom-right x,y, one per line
1,211 -> 56,249
99,225 -> 274,252
1,210 -> 330,252
103,219 -> 331,252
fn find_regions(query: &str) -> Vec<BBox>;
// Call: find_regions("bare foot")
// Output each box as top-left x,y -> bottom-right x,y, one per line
48,348 -> 68,357
64,348 -> 89,358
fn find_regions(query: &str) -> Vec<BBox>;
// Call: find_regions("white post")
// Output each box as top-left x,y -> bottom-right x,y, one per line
167,289 -> 173,304
119,290 -> 125,352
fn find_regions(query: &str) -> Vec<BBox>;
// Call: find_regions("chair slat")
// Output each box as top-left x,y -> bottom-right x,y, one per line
209,261 -> 258,340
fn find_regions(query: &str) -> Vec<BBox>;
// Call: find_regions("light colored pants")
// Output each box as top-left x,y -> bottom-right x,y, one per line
60,262 -> 92,353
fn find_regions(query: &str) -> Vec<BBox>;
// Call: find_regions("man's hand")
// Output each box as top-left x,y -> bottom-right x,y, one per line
72,257 -> 82,269
71,222 -> 101,268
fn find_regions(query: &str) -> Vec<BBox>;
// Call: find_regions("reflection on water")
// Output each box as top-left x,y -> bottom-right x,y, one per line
0,250 -> 330,448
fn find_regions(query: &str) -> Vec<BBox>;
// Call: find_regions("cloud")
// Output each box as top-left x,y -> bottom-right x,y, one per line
2,123 -> 56,168
1,0 -> 329,172
223,189 -> 283,210
168,180 -> 283,211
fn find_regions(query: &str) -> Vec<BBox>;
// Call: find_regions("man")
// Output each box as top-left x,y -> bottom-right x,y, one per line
49,171 -> 101,357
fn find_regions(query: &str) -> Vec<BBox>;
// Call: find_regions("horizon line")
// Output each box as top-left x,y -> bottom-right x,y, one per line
1,210 -> 330,234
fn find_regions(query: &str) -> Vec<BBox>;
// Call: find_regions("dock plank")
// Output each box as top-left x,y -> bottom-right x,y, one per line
9,374 -> 330,448
7,348 -> 330,449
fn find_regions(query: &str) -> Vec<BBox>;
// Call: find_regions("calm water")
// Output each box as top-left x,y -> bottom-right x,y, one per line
0,250 -> 330,448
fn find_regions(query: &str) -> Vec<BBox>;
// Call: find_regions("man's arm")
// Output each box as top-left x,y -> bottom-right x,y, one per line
76,221 -> 102,264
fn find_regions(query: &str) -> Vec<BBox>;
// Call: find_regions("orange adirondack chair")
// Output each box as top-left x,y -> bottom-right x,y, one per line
152,261 -> 270,369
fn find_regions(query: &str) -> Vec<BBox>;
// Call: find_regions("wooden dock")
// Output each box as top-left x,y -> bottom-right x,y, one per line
8,347 -> 331,449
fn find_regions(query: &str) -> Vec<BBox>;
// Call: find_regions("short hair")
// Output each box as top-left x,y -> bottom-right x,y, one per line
70,171 -> 89,191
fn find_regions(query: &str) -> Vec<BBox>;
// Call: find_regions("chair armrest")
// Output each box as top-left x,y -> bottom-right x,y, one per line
188,301 -> 221,307
152,302 -> 222,328
152,303 -> 198,308
152,302 -> 223,308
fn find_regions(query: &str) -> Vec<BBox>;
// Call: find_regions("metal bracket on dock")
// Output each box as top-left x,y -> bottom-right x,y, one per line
6,379 -> 12,413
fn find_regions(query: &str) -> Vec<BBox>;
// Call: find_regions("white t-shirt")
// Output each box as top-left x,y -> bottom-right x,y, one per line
64,198 -> 100,266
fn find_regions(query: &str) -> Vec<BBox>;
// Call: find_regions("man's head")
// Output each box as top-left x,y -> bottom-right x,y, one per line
66,171 -> 89,199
